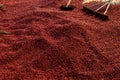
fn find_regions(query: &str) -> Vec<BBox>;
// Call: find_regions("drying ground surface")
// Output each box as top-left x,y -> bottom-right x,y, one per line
0,0 -> 120,80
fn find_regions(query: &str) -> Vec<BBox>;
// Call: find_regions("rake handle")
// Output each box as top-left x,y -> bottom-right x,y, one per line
104,3 -> 111,14
66,0 -> 72,7
89,2 -> 104,8
95,2 -> 108,11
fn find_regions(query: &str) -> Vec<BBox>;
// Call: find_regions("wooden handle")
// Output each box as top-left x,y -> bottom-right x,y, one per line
104,3 -> 111,14
66,0 -> 71,7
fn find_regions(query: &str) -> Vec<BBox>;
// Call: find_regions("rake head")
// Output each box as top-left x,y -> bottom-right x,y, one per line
82,6 -> 108,20
60,5 -> 75,11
